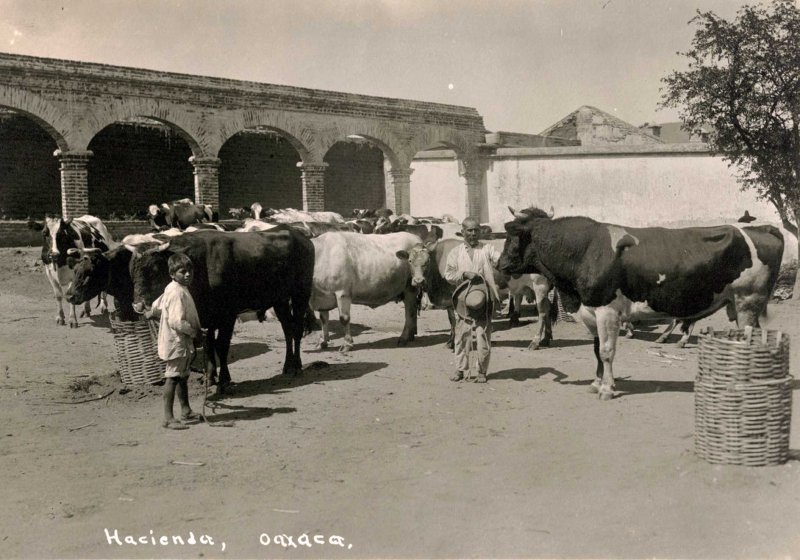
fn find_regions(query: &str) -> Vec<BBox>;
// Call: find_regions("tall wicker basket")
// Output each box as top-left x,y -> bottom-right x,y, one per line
109,315 -> 166,385
695,327 -> 792,466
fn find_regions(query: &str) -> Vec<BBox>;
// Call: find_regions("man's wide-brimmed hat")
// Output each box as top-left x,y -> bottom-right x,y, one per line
452,276 -> 489,321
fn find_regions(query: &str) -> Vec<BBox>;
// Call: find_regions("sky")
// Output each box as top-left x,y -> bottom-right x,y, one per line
0,0 -> 760,134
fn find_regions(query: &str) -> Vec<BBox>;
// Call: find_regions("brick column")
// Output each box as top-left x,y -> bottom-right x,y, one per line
297,162 -> 328,211
460,158 -> 488,220
54,149 -> 92,219
190,156 -> 221,209
388,167 -> 413,215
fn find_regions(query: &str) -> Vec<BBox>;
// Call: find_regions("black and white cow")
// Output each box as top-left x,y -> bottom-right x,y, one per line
148,199 -> 218,231
499,206 -> 784,400
28,215 -> 116,327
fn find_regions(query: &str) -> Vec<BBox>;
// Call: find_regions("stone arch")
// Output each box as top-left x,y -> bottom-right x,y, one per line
0,86 -> 70,150
76,99 -> 204,155
320,119 -> 404,168
215,110 -> 315,162
407,126 -> 478,161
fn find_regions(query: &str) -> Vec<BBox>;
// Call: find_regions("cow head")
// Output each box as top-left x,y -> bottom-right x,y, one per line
34,215 -> 77,267
499,206 -> 555,276
148,204 -> 170,231
127,240 -> 175,314
65,248 -> 107,304
396,238 -> 438,290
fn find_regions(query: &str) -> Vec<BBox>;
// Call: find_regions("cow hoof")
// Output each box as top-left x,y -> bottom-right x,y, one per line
598,387 -> 615,401
315,341 -> 328,351
445,341 -> 454,350
526,340 -> 540,351
69,321 -> 79,329
56,317 -> 65,326
216,383 -> 234,395
338,344 -> 352,353
676,340 -> 687,349
655,336 -> 668,344
539,338 -> 551,348
588,379 -> 602,394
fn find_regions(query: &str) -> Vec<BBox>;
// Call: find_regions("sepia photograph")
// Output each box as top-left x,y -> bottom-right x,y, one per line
0,0 -> 799,557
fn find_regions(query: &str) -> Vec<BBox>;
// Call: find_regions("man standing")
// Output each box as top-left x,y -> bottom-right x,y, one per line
444,217 -> 502,383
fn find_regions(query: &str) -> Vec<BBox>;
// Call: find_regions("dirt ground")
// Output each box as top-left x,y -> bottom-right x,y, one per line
2,246 -> 800,559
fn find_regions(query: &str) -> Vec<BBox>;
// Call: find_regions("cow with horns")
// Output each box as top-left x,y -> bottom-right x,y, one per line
499,206 -> 784,400
28,215 -> 116,327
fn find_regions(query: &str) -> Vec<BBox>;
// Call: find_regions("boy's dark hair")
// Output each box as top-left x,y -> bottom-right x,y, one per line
168,252 -> 193,275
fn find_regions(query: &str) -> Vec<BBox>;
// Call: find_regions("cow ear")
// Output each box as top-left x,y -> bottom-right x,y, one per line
424,239 -> 438,252
27,220 -> 44,232
396,250 -> 409,260
148,205 -> 159,217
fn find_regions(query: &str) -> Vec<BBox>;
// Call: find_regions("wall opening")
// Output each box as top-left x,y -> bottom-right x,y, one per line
324,137 -> 385,215
87,118 -> 194,219
0,108 -> 60,219
219,129 -> 302,216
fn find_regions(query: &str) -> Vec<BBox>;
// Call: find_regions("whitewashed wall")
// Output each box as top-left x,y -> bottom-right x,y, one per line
409,147 -> 796,262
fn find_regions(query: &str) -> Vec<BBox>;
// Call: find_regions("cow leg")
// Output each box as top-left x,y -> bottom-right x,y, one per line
734,293 -> 766,328
336,292 -> 354,352
528,286 -> 552,350
655,319 -> 679,344
508,294 -> 520,327
397,287 -> 418,346
623,321 -> 635,338
97,293 -> 109,315
316,310 -> 330,350
54,295 -> 66,326
205,328 -> 218,387
79,301 -> 91,319
676,321 -> 695,348
274,300 -> 302,376
594,306 -> 620,401
214,317 -> 236,392
590,337 -> 603,393
68,302 -> 80,328
445,308 -> 456,350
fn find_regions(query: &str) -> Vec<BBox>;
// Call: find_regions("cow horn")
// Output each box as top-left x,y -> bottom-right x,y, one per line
547,205 -> 555,218
82,247 -> 102,254
66,248 -> 81,256
508,206 -> 527,219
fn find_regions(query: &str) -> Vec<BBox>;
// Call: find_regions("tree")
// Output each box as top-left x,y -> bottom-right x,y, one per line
661,0 -> 800,299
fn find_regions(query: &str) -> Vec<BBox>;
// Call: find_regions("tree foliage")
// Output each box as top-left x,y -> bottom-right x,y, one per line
661,0 -> 800,238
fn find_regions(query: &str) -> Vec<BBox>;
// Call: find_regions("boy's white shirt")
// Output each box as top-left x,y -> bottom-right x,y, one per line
151,280 -> 201,360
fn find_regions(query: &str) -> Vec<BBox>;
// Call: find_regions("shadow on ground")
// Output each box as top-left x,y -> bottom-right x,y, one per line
490,367 -> 569,383
215,361 -> 389,399
201,404 -> 296,424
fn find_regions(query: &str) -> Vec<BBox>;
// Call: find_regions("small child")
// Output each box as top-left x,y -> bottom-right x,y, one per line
146,252 -> 202,430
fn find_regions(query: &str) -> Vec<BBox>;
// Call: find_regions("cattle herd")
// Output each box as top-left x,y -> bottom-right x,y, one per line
28,197 -> 784,400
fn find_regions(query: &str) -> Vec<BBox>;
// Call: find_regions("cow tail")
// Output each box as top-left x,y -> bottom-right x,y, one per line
549,288 -> 560,326
303,306 -> 320,335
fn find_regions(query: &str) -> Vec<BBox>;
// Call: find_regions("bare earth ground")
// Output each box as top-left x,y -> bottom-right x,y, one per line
1,246 -> 800,559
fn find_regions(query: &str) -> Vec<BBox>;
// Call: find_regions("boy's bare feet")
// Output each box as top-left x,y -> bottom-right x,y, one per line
162,420 -> 189,430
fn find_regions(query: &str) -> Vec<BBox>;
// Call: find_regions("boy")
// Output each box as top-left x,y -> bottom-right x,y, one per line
146,252 -> 202,429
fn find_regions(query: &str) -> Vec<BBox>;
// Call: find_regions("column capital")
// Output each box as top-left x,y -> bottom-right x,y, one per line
189,156 -> 221,168
458,157 -> 489,180
53,149 -> 93,161
297,161 -> 329,171
388,167 -> 414,179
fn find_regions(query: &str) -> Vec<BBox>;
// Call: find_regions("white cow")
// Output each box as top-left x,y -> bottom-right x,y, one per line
310,231 -> 423,351
251,203 -> 344,224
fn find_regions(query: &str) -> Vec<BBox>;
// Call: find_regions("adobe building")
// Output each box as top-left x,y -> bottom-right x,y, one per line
0,54 -> 794,261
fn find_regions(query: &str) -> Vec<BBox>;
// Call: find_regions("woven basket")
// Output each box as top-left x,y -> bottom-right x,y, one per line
109,315 -> 165,385
695,327 -> 792,466
550,289 -> 576,322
